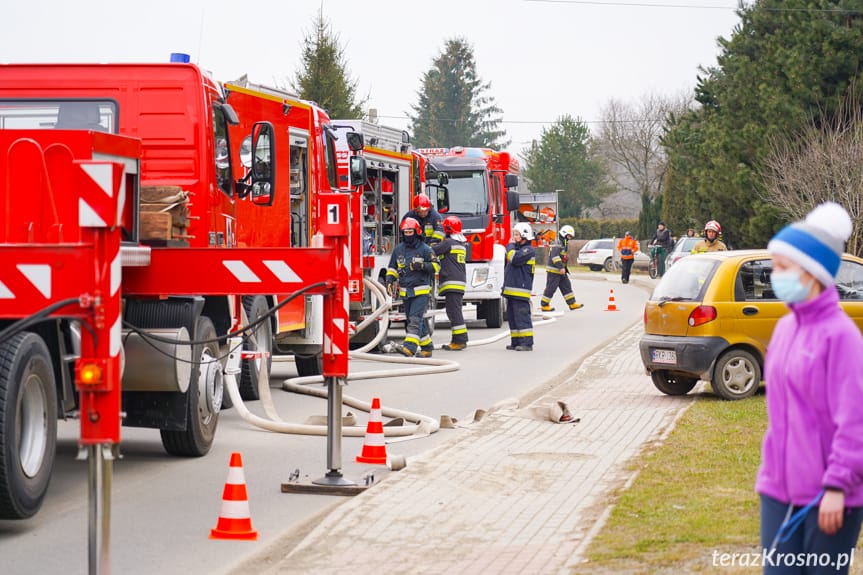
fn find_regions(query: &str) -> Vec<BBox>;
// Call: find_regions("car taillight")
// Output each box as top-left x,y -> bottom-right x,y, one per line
643,305 -> 647,324
688,305 -> 717,327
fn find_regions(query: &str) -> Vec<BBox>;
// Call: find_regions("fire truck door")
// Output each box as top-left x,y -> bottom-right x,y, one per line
289,128 -> 310,247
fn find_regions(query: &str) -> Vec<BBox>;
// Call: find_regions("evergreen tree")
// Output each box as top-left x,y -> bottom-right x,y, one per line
291,11 -> 364,118
663,0 -> 863,248
521,115 -> 611,218
409,38 -> 508,148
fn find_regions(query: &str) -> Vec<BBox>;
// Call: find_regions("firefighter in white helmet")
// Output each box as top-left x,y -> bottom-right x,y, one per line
541,224 -> 583,311
691,220 -> 727,254
503,223 -> 536,351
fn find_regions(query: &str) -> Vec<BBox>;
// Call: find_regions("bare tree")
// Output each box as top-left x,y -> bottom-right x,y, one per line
596,92 -> 691,202
762,99 -> 863,256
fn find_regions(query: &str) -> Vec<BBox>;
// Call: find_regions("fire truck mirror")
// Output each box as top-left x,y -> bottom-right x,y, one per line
349,156 -> 367,189
437,171 -> 449,186
505,190 -> 521,212
428,184 -> 449,213
346,131 -> 364,152
505,174 -> 519,189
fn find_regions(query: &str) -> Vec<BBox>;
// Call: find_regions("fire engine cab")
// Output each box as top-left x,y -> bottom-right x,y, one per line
416,147 -> 521,328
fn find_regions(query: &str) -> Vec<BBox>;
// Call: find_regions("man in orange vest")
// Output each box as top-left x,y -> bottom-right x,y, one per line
617,231 -> 640,284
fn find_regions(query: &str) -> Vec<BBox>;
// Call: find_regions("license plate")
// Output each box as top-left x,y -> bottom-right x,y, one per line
652,349 -> 677,365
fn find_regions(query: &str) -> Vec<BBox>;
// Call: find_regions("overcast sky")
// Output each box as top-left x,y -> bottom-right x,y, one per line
3,0 -> 742,155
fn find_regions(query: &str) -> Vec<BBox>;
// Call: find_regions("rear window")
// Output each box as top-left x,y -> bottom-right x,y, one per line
652,257 -> 718,301
583,240 -> 613,250
678,237 -> 701,252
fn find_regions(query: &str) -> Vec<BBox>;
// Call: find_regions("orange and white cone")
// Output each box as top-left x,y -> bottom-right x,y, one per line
356,397 -> 388,465
604,289 -> 619,312
210,452 -> 258,540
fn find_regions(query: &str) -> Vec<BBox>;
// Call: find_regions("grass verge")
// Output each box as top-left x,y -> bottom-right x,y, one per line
578,392 -> 768,574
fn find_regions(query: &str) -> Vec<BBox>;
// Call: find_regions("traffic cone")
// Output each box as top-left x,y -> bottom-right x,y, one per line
210,452 -> 258,540
604,289 -> 619,312
356,397 -> 388,465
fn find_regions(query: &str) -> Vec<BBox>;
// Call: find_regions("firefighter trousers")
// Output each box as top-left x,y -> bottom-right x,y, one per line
443,291 -> 468,344
403,295 -> 433,354
541,273 -> 576,309
505,296 -> 533,347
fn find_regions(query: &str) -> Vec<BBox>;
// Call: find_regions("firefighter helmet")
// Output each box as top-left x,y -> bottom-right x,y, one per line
400,217 -> 421,234
443,216 -> 462,235
559,225 -> 575,240
412,194 -> 431,210
704,220 -> 721,234
514,222 -> 535,241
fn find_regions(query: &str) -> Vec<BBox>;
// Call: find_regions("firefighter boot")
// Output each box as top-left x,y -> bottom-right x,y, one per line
394,343 -> 414,357
540,304 -> 555,312
442,342 -> 466,351
569,302 -> 584,310
416,347 -> 433,358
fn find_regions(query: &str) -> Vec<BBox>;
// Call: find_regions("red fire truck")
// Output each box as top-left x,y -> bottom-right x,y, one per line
331,119 -> 428,344
416,147 -> 521,328
0,62 -> 360,519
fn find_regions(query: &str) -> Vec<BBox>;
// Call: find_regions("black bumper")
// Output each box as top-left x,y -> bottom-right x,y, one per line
638,334 -> 729,379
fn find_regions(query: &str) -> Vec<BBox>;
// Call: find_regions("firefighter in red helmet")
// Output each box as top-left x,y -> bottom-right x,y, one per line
386,217 -> 439,357
691,220 -> 727,253
401,193 -> 444,246
434,216 -> 469,350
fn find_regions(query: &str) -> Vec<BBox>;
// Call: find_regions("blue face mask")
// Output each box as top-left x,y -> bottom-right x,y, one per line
771,270 -> 812,303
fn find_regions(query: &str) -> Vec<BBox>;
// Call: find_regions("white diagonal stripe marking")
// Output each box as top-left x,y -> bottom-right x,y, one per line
263,260 -> 301,283
18,264 -> 51,298
0,280 -> 13,299
79,199 -> 107,227
223,261 -> 261,283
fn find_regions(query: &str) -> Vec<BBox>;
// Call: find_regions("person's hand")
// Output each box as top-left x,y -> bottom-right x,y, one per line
819,490 -> 845,535
561,253 -> 568,264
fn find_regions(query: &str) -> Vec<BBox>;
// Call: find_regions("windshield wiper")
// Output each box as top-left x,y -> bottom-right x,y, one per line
657,296 -> 687,308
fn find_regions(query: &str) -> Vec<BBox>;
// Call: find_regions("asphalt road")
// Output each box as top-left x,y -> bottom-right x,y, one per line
0,270 -> 652,575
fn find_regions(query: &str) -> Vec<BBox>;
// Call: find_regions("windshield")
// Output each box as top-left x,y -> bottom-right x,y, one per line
444,170 -> 488,215
652,257 -> 718,301
0,99 -> 117,132
676,237 -> 701,253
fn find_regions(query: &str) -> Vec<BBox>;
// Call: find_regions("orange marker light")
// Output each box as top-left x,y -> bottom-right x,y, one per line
78,363 -> 103,386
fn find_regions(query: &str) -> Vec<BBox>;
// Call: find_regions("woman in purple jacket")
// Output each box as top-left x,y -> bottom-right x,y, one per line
758,202 -> 863,574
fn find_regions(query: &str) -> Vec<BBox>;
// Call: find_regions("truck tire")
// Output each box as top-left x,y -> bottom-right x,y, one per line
161,316 -> 220,457
0,332 -> 57,519
238,296 -> 273,402
295,353 -> 322,378
483,299 -> 504,329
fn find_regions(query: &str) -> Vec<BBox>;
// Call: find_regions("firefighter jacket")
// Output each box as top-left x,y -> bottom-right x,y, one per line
616,236 -> 639,260
546,239 -> 571,275
385,239 -> 439,298
691,238 -> 727,253
432,236 -> 467,294
402,209 -> 444,245
503,241 -> 535,300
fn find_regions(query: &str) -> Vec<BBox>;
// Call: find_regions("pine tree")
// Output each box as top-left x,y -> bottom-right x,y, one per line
410,38 -> 508,148
291,10 -> 364,119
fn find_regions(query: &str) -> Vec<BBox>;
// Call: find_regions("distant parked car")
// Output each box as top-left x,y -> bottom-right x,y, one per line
665,237 -> 702,270
577,238 -> 649,272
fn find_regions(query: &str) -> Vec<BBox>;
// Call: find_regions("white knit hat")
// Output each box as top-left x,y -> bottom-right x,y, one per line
767,202 -> 853,286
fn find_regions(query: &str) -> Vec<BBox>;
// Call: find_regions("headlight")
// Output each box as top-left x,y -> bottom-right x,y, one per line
471,267 -> 489,287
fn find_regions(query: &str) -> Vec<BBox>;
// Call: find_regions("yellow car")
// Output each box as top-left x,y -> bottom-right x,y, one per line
639,249 -> 863,400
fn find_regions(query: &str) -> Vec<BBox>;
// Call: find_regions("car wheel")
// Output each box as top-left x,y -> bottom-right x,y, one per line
603,257 -> 615,272
711,350 -> 761,400
650,371 -> 698,396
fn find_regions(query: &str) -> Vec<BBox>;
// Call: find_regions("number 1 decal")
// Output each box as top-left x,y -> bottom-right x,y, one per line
328,203 -> 339,224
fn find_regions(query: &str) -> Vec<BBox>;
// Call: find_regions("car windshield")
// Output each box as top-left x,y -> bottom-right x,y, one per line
676,237 -> 701,253
652,257 -> 718,301
583,240 -> 612,250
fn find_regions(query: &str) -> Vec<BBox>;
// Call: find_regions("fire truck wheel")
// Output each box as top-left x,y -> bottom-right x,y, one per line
238,296 -> 273,402
295,353 -> 322,378
161,316 -> 219,457
482,299 -> 504,329
0,332 -> 57,519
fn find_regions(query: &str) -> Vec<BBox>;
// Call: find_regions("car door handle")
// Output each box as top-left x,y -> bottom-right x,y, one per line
742,306 -> 759,316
